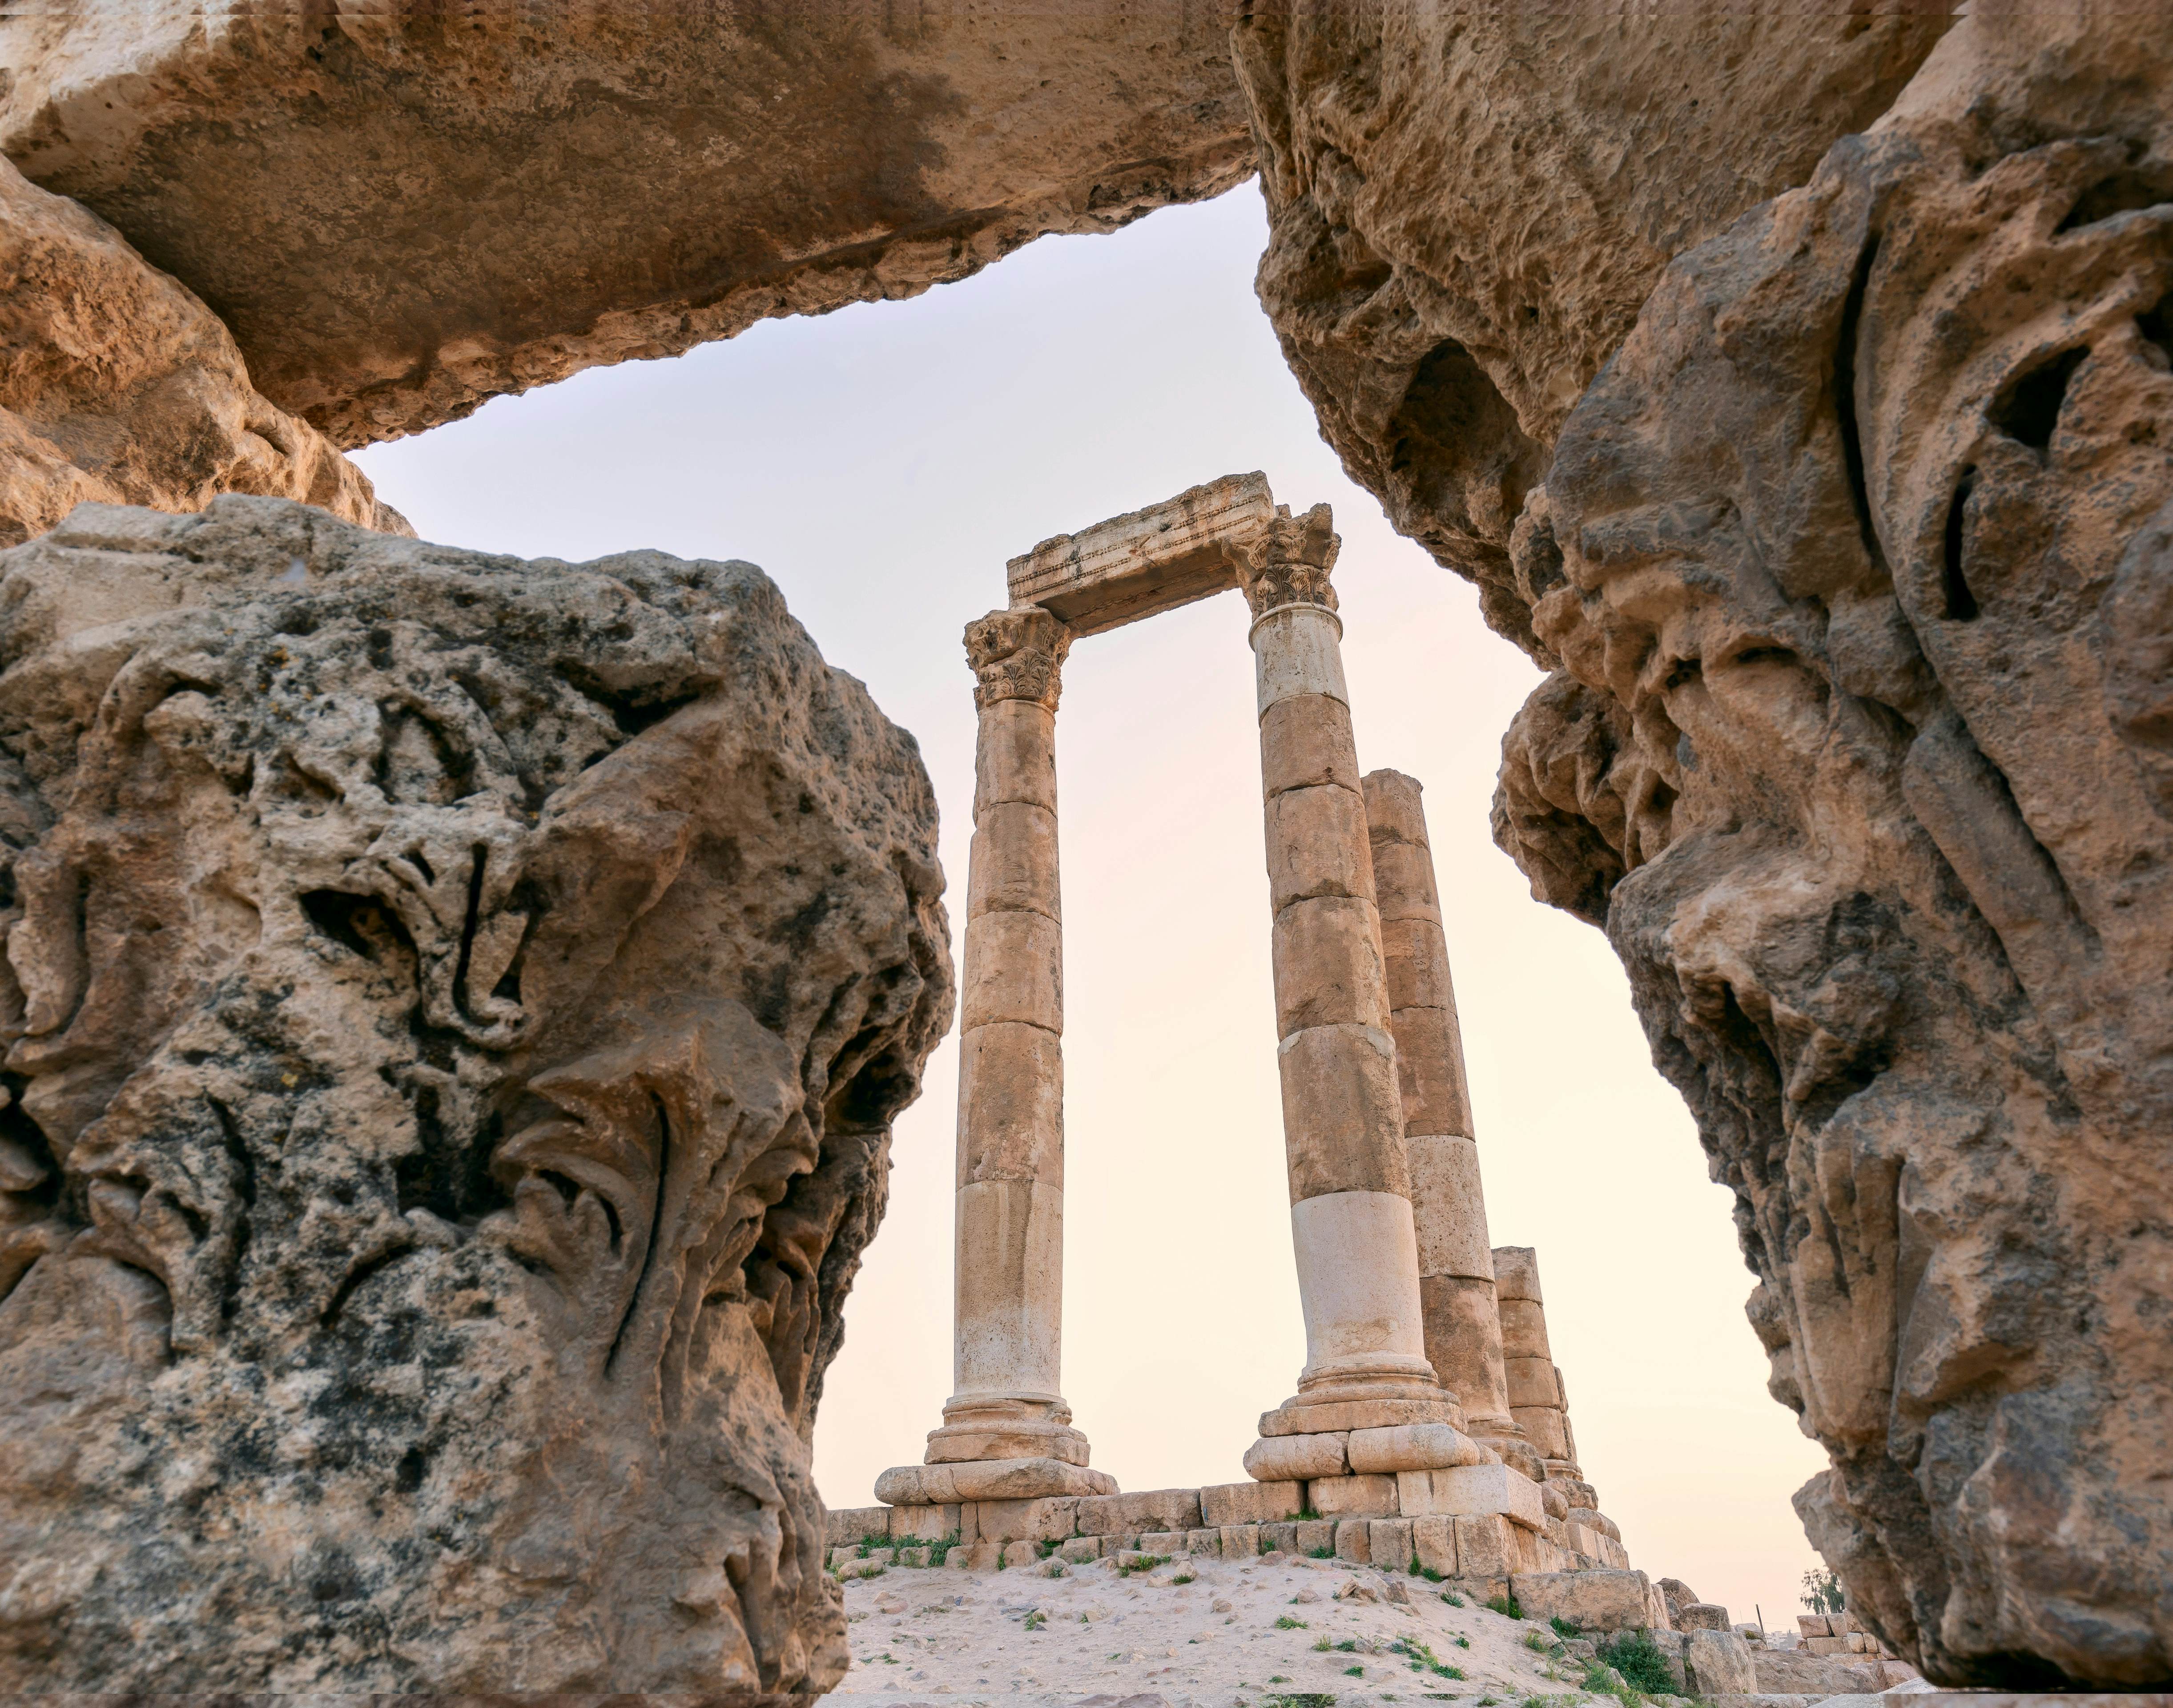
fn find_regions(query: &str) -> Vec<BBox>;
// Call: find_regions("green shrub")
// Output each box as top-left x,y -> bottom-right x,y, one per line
1294,1509 -> 1324,1523
1486,1594 -> 1524,1620
1391,1636 -> 1465,1680
1344,1666 -> 1365,1677
1549,1616 -> 1581,1639
1409,1559 -> 1445,1582
1441,1592 -> 1466,1608
926,1533 -> 958,1565
1275,1616 -> 1309,1630
1307,1547 -> 1336,1560
1262,1694 -> 1336,1708
1117,1553 -> 1171,1577
1596,1632 -> 1677,1695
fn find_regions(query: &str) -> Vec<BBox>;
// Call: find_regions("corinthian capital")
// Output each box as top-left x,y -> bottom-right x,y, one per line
965,607 -> 1073,712
1235,503 -> 1340,618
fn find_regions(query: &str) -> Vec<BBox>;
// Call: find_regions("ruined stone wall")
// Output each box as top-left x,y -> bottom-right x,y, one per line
0,497 -> 953,1692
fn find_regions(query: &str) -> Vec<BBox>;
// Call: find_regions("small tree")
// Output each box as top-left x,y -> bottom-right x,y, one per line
1801,1567 -> 1846,1615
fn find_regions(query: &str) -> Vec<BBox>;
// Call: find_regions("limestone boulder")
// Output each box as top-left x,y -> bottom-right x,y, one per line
0,9 -> 1252,447
1510,1567 -> 1657,1635
0,497 -> 953,1691
0,155 -> 403,548
1229,8 -> 1951,652
1489,12 -> 2173,1688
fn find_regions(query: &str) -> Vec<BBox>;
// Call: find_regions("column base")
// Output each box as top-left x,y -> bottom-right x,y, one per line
926,1391 -> 1092,1466
875,1457 -> 1116,1504
1467,1413 -> 1547,1483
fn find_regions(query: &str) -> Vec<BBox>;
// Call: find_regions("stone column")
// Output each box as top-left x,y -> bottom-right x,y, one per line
1361,769 -> 1541,1480
1493,1245 -> 1580,1477
1237,507 -> 1449,1428
877,608 -> 1111,1507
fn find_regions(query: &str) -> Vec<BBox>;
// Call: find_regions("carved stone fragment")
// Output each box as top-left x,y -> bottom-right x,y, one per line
0,496 -> 952,1693
1488,14 -> 2173,1688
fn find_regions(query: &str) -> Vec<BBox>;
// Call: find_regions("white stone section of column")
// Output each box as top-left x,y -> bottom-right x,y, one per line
1235,504 -> 1481,1478
1362,768 -> 1543,1482
877,607 -> 1115,1507
1493,1245 -> 1578,1474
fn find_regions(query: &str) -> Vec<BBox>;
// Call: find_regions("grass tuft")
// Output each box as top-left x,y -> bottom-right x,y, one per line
1595,1631 -> 1677,1695
1276,1615 -> 1309,1630
1117,1553 -> 1171,1577
1441,1592 -> 1466,1608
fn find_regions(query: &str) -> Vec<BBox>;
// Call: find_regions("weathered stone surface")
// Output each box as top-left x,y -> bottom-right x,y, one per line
0,11 -> 1253,447
1485,13 -> 2173,1690
0,497 -> 953,1692
0,156 -> 402,548
1511,1568 -> 1659,1635
1230,8 -> 1951,653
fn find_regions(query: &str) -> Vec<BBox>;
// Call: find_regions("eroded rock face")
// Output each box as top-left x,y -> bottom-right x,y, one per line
0,155 -> 404,548
1231,8 -> 1951,651
1491,14 -> 2173,1687
0,497 -> 952,1693
0,8 -> 1252,447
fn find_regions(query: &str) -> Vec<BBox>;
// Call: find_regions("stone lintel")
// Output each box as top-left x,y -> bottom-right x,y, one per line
1005,470 -> 1276,636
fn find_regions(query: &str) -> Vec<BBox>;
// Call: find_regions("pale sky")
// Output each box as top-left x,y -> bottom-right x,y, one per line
354,183 -> 1829,1629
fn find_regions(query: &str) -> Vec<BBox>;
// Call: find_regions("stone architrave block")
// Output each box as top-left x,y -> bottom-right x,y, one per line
1684,1630 -> 1758,1695
1410,1515 -> 1456,1577
1138,1530 -> 1188,1556
1218,1525 -> 1263,1559
1307,1473 -> 1400,1519
1294,1519 -> 1336,1556
1510,1568 -> 1658,1633
1075,1489 -> 1203,1537
1348,1422 -> 1486,1474
1185,1529 -> 1220,1555
1369,1517 -> 1414,1570
828,1506 -> 893,1547
968,1496 -> 1079,1543
889,1504 -> 963,1544
1246,1433 -> 1348,1482
1203,1480 -> 1304,1527
1453,1515 -> 1516,1581
1334,1519 -> 1372,1563
1261,1522 -> 1301,1554
1396,1463 -> 1545,1529
1057,1537 -> 1103,1563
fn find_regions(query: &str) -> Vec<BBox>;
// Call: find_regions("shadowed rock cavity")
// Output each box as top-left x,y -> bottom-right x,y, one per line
1488,14 -> 2173,1688
0,8 -> 1253,447
0,495 -> 952,1693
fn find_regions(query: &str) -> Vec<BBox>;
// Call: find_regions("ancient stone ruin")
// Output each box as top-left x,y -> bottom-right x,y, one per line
841,475 -> 1642,1599
0,2 -> 2167,1695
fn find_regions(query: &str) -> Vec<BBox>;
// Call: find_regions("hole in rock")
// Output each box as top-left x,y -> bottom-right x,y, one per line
1988,347 -> 2087,451
1943,470 -> 1980,621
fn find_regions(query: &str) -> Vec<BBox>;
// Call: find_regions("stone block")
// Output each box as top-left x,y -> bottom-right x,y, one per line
966,799 -> 1060,921
1306,1472 -> 1400,1518
1368,1517 -> 1414,1569
1252,605 -> 1352,717
1261,1521 -> 1301,1554
888,1503 -> 963,1545
968,1496 -> 1079,1543
997,1539 -> 1046,1570
1056,1536 -> 1103,1563
974,698 -> 1058,814
1452,1514 -> 1516,1580
1334,1518 -> 1372,1563
893,1546 -> 930,1567
1803,1635 -> 1852,1656
879,1456 -> 1108,1505
1511,1568 -> 1658,1633
1202,1479 -> 1304,1527
1411,1515 -> 1456,1576
1797,1615 -> 1832,1639
947,1542 -> 1002,1571
1272,895 -> 1392,1034
1396,1463 -> 1545,1529
1565,1506 -> 1619,1541
1277,1022 -> 1410,1200
1244,1432 -> 1347,1481
1185,1528 -> 1220,1556
1685,1630 -> 1758,1695
1294,1518 -> 1336,1556
1138,1530 -> 1187,1556
1218,1524 -> 1262,1559
1075,1488 -> 1203,1537
1265,781 -> 1374,912
1347,1422 -> 1485,1474
1261,691 -> 1364,797
1679,1601 -> 1732,1631
1504,1353 -> 1561,1409
1513,1405 -> 1569,1459
828,1505 -> 892,1547
1491,1245 -> 1542,1304
959,907 -> 1063,1031
954,1022 -> 1064,1186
